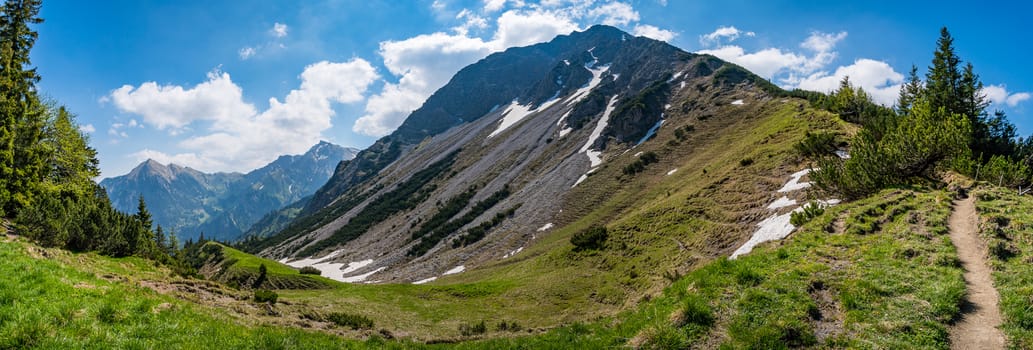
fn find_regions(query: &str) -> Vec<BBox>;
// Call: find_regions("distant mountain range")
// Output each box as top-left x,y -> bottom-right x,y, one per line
100,141 -> 358,241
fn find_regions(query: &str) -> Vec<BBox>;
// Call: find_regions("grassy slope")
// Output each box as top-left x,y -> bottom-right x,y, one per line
209,243 -> 337,290
0,237 -> 416,349
454,188 -> 968,349
973,186 -> 1033,348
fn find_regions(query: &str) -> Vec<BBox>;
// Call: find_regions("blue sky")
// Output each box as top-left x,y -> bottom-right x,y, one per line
29,0 -> 1033,178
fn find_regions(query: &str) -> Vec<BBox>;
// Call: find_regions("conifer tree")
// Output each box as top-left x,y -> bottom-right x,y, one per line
136,195 -> 153,230
896,65 -> 923,113
925,27 -> 963,119
0,0 -> 45,215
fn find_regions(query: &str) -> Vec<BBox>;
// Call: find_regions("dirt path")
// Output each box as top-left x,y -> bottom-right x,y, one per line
948,194 -> 1005,349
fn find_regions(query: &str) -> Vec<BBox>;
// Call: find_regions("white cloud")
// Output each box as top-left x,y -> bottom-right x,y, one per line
483,0 -> 507,12
696,27 -> 904,106
795,59 -> 904,105
983,85 -> 1031,107
698,30 -> 846,80
454,9 -> 489,35
493,9 -> 579,48
78,124 -> 95,133
238,47 -> 257,60
586,2 -> 639,26
108,70 -> 257,131
271,22 -> 288,38
699,45 -> 807,79
109,59 -> 378,172
633,24 -> 675,42
1008,93 -> 1031,106
699,26 -> 754,47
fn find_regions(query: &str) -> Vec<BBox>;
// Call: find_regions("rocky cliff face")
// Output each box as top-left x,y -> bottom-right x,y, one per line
100,142 -> 357,241
249,25 -> 776,283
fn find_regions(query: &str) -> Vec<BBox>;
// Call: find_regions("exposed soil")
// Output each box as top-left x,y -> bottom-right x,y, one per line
948,194 -> 1005,349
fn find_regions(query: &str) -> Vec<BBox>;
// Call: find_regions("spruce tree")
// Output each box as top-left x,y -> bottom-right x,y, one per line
925,27 -> 963,119
136,195 -> 153,230
896,65 -> 923,113
0,0 -> 45,215
46,106 -> 99,196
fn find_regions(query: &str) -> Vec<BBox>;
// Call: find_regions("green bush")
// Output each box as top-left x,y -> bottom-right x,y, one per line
790,202 -> 825,226
299,266 -> 321,275
253,289 -> 278,304
459,321 -> 487,336
326,312 -> 374,330
571,226 -> 608,251
623,151 -> 660,175
794,131 -> 838,158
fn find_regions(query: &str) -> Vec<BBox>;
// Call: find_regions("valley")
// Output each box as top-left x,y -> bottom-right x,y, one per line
3,1 -> 1033,348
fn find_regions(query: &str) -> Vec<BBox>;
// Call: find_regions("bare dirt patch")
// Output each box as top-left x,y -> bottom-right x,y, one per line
948,194 -> 1005,349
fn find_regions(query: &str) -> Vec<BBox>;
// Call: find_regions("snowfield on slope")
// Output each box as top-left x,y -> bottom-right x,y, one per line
731,169 -> 839,259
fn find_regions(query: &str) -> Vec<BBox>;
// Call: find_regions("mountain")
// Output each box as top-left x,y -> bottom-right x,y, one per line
100,141 -> 358,241
247,25 -> 780,282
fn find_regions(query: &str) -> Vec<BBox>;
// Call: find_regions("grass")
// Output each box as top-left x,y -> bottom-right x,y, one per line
0,238 -> 415,349
973,186 -> 1033,348
208,243 -> 335,290
450,188 -> 967,348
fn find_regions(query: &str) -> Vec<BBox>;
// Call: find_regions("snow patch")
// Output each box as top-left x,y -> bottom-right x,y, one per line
766,196 -> 797,210
835,150 -> 851,159
730,211 -> 797,259
731,99 -> 745,105
730,169 -> 840,259
634,151 -> 643,157
666,168 -> 678,176
664,104 -> 671,110
566,65 -> 610,105
778,169 -> 812,193
280,251 -> 383,283
412,277 -> 437,285
563,59 -> 570,65
572,173 -> 590,188
668,71 -> 684,82
679,81 -> 686,90
635,117 -> 664,147
503,247 -> 524,259
443,265 -> 466,275
340,267 -> 385,283
341,259 -> 374,275
537,223 -> 554,232
578,95 -> 620,167
489,93 -> 562,138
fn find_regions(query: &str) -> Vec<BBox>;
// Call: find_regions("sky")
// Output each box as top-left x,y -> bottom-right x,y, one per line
29,0 -> 1033,179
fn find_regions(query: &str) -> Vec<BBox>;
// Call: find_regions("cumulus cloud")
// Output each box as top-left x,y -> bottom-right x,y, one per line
78,124 -> 95,134
699,26 -> 754,47
586,2 -> 639,26
109,59 -> 378,172
983,85 -> 1031,107
271,22 -> 288,38
483,0 -> 507,12
697,27 -> 903,106
633,24 -> 675,42
795,59 -> 904,105
108,69 -> 257,131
